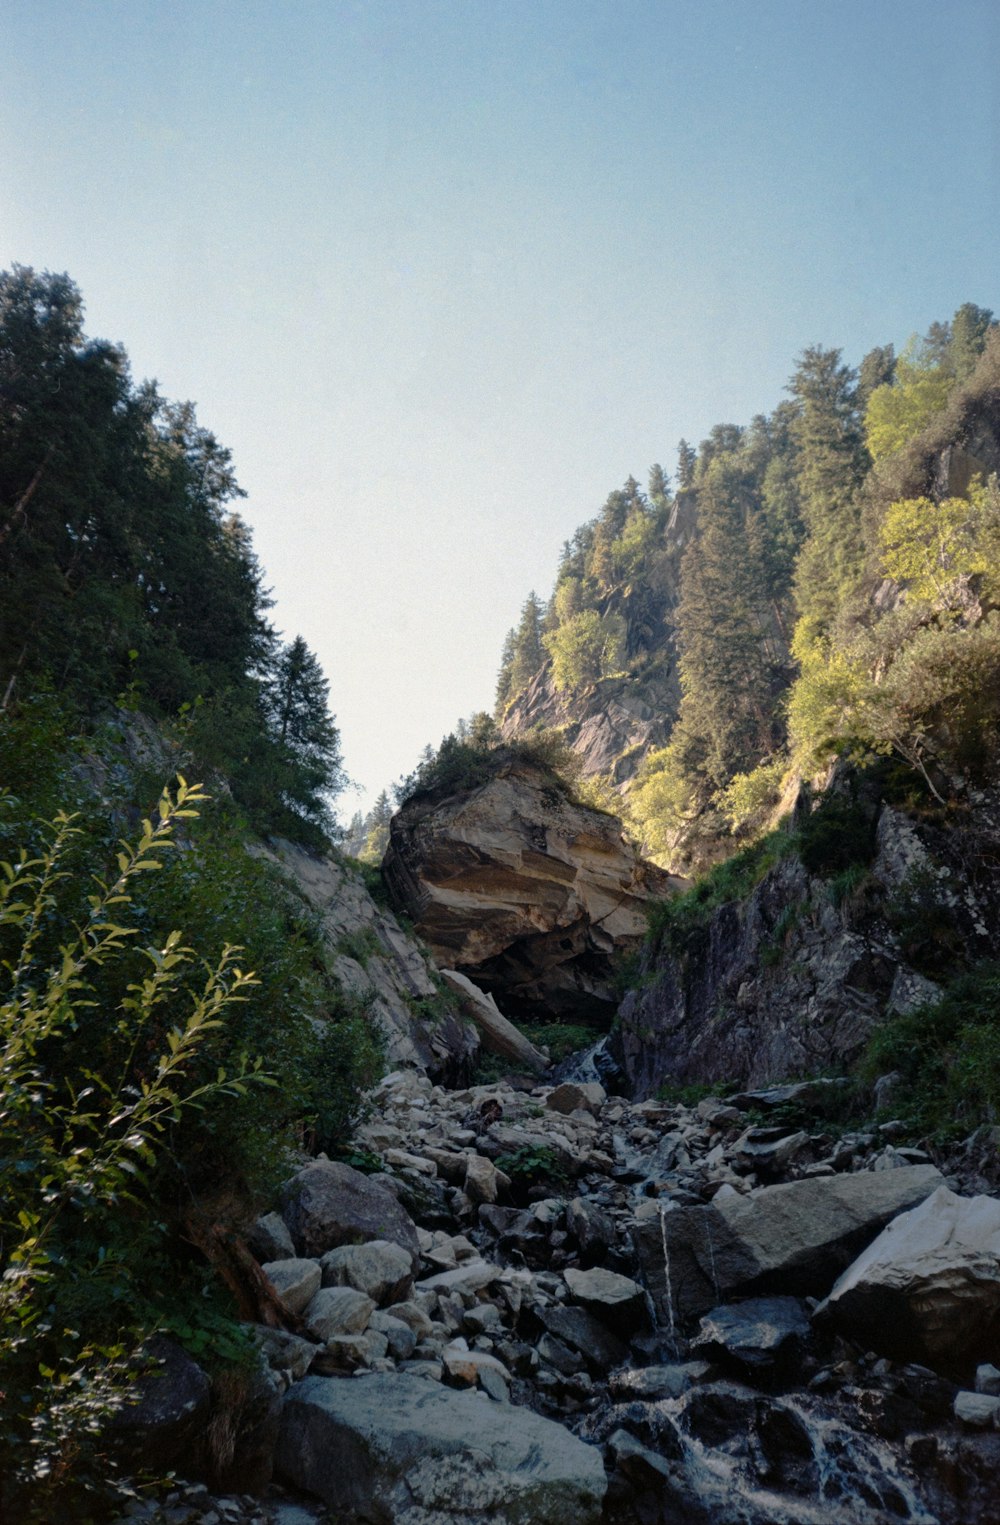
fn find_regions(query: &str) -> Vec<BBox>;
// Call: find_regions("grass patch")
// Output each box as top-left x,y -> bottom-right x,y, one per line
646,828 -> 796,954
520,1020 -> 604,1064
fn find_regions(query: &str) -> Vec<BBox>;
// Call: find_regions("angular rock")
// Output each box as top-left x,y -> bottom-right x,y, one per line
564,1266 -> 650,1335
692,1296 -> 811,1370
534,1304 -> 627,1373
636,1164 -> 945,1323
247,1210 -> 297,1263
250,1325 -> 318,1384
954,1391 -> 1000,1428
439,969 -> 550,1074
547,1082 -> 606,1117
261,1257 -> 322,1316
608,1362 -> 712,1402
441,1340 -> 511,1389
370,1311 -> 419,1360
416,1260 -> 502,1296
976,1363 -> 1000,1396
320,1239 -> 413,1305
566,1197 -> 614,1263
302,1285 -> 375,1341
820,1186 -> 1000,1374
276,1372 -> 607,1522
464,1152 -> 503,1205
281,1159 -> 420,1263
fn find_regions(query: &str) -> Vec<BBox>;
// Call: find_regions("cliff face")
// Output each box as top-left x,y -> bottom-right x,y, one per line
265,841 -> 478,1081
610,790 -> 1000,1097
382,760 -> 675,1023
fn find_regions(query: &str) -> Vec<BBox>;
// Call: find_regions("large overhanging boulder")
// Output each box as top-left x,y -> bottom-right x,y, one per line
382,759 -> 673,1023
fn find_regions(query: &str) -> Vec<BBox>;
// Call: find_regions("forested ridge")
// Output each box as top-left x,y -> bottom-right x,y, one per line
490,302 -> 1000,872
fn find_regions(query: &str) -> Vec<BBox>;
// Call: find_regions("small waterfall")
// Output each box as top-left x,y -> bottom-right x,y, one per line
657,1201 -> 678,1353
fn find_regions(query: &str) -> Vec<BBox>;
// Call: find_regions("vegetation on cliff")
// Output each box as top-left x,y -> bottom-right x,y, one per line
496,302 -> 999,876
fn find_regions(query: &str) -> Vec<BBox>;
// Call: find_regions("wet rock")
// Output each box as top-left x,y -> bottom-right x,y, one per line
692,1296 -> 811,1371
608,1362 -> 712,1401
281,1159 -> 421,1263
637,1164 -> 945,1322
276,1371 -> 607,1522
821,1186 -> 1000,1374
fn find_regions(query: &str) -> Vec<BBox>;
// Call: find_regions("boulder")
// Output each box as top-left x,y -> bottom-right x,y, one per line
635,1165 -> 945,1323
107,1336 -> 211,1472
261,1257 -> 322,1316
439,969 -> 550,1074
276,1372 -> 607,1523
563,1267 -> 650,1336
281,1159 -> 420,1263
383,759 -> 670,1024
819,1186 -> 1000,1375
320,1239 -> 414,1305
534,1304 -> 627,1373
547,1081 -> 606,1117
302,1286 -> 375,1341
692,1296 -> 811,1370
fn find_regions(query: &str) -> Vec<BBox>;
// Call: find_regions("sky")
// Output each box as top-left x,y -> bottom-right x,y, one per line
1,0 -> 998,817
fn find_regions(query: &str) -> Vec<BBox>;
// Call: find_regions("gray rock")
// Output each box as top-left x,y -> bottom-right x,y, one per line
320,1239 -> 414,1305
247,1210 -> 296,1263
281,1159 -> 421,1263
276,1372 -> 606,1522
534,1304 -> 626,1373
637,1164 -> 945,1323
546,1082 -> 605,1117
692,1296 -> 811,1369
608,1362 -> 712,1401
820,1185 -> 1000,1374
371,1311 -> 419,1360
954,1390 -> 1000,1427
464,1152 -> 502,1205
261,1257 -> 322,1316
976,1362 -> 1000,1396
250,1325 -> 317,1383
416,1259 -> 502,1296
302,1285 -> 375,1341
564,1266 -> 650,1334
107,1337 -> 211,1472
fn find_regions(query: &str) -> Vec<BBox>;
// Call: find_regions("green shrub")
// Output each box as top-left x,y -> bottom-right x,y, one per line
863,962 -> 1000,1138
519,1020 -> 604,1064
796,794 -> 877,876
646,828 -> 795,954
0,782 -> 269,1517
885,865 -> 964,975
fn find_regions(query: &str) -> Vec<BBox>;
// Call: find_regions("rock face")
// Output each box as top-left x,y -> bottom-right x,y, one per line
821,1186 -> 1000,1375
635,1165 -> 945,1323
264,840 -> 478,1082
275,1373 -> 607,1524
611,794 -> 1000,1095
382,760 -> 673,1023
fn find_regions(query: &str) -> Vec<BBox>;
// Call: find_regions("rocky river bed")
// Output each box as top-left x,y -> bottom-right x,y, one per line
116,1063 -> 1000,1525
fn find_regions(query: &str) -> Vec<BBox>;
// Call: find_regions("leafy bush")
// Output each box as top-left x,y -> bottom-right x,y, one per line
495,1144 -> 568,1200
519,1020 -> 604,1064
863,963 -> 1000,1138
0,781 -> 267,1516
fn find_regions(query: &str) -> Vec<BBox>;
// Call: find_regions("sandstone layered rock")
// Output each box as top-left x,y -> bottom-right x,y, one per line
820,1186 -> 1000,1375
383,759 -> 672,1022
636,1165 -> 945,1323
275,1372 -> 607,1523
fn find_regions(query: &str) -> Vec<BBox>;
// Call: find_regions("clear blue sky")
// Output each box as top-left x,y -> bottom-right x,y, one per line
2,1 -> 997,814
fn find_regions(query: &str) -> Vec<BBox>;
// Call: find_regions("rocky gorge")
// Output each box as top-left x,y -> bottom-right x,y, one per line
117,1063 -> 1000,1525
